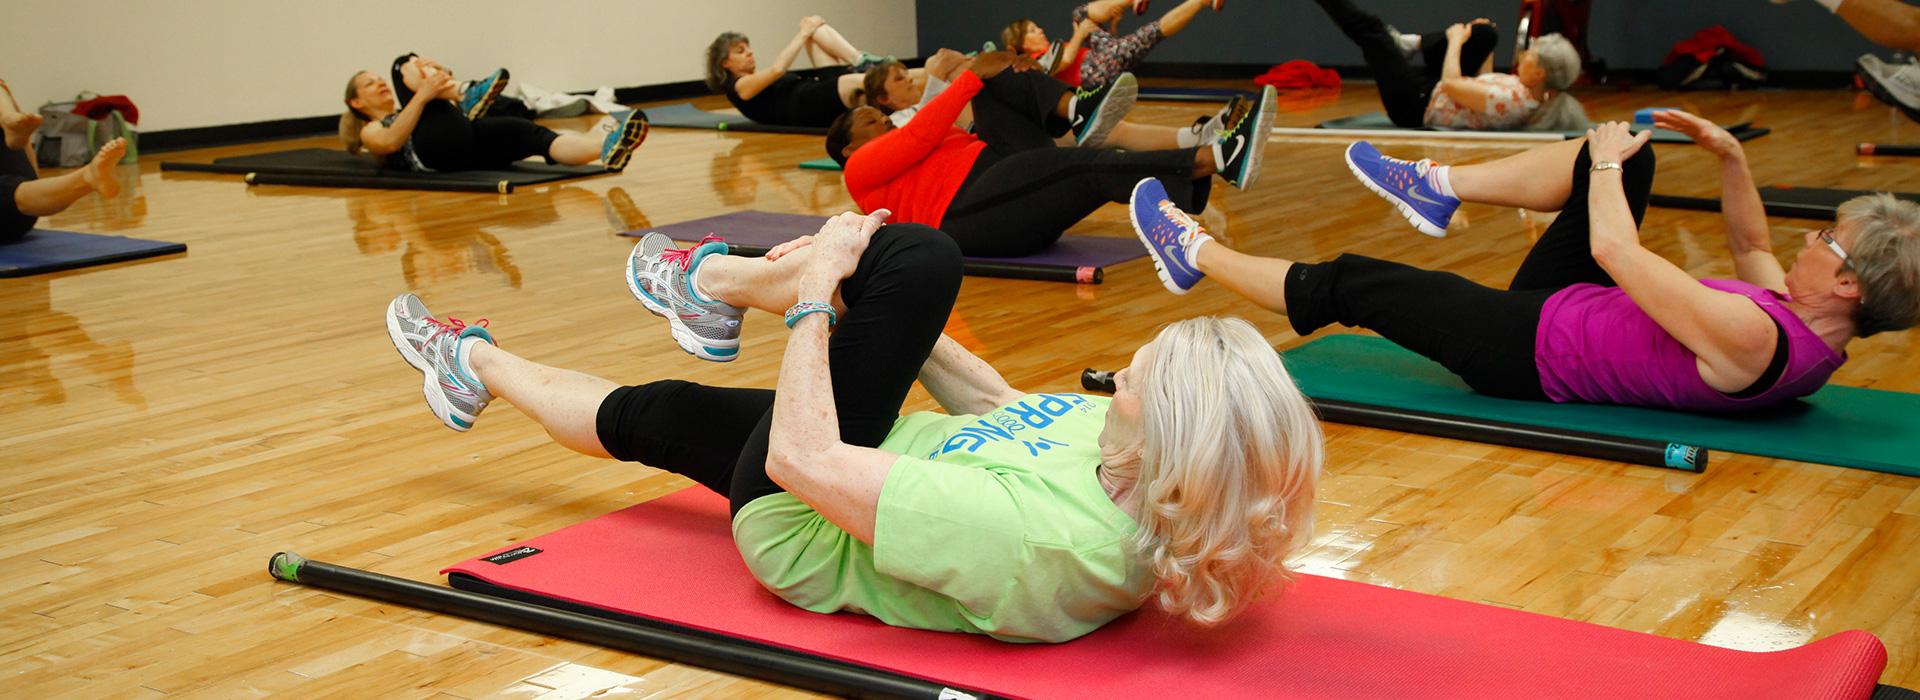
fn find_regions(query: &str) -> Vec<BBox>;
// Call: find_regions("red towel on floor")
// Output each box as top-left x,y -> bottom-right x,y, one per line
1256,60 -> 1341,90
72,95 -> 139,125
1664,25 -> 1766,68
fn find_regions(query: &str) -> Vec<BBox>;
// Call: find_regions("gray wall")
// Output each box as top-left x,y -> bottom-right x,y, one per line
917,0 -> 1883,73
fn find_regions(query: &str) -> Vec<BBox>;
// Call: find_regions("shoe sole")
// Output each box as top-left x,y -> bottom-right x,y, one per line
464,71 -> 510,121
1344,144 -> 1449,238
384,296 -> 473,432
623,242 -> 739,362
1078,74 -> 1137,148
603,114 -> 650,172
1231,86 -> 1278,191
1857,63 -> 1920,123
1129,181 -> 1196,296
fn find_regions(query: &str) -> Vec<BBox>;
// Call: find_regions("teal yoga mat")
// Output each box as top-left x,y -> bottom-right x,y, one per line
798,157 -> 842,171
1282,335 -> 1920,476
1315,112 -> 1769,143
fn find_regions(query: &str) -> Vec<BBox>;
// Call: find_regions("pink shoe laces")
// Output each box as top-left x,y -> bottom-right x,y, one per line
423,316 -> 488,347
659,235 -> 726,270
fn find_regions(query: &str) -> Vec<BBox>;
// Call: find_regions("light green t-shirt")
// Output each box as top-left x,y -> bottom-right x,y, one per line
731,393 -> 1150,643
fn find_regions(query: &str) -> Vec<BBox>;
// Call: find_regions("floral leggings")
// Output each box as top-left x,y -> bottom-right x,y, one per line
1073,3 -> 1163,89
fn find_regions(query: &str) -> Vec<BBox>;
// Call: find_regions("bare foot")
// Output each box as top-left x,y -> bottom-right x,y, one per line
81,138 -> 126,199
1,111 -> 40,151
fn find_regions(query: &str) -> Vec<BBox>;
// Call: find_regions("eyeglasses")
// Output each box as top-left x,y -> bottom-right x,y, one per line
1816,228 -> 1851,269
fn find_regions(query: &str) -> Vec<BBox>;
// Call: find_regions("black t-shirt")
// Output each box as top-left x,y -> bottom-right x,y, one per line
724,67 -> 850,128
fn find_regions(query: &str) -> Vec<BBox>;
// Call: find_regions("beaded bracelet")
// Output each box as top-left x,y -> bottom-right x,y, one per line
784,301 -> 837,329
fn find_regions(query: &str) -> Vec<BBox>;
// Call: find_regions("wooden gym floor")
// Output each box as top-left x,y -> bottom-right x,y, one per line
4,81 -> 1919,697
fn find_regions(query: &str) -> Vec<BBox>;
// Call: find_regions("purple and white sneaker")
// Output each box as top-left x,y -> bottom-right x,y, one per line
385,293 -> 495,432
1129,178 -> 1210,295
1344,140 -> 1460,238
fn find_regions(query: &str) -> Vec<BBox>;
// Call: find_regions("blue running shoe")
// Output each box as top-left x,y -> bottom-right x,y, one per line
385,293 -> 495,432
600,109 -> 649,172
1344,141 -> 1459,238
1129,178 -> 1210,295
626,233 -> 745,362
460,68 -> 510,121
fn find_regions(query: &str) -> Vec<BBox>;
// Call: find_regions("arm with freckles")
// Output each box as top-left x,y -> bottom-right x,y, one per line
917,335 -> 1026,416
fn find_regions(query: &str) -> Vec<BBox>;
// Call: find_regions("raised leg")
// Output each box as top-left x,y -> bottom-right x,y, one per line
0,79 -> 44,154
807,23 -> 864,66
1157,0 -> 1212,37
1082,0 -> 1134,25
1446,137 -> 1585,211
13,138 -> 123,216
546,131 -> 602,165
465,341 -> 620,458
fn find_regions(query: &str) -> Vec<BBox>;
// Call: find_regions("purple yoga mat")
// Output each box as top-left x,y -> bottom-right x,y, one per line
622,210 -> 1146,271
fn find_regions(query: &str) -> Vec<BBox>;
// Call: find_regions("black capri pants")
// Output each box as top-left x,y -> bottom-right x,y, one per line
2,142 -> 37,243
1313,0 -> 1500,128
594,224 -> 963,515
409,101 -> 560,172
939,70 -> 1211,258
1282,145 -> 1655,400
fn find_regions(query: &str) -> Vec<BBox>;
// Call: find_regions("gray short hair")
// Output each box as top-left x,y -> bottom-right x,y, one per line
1531,34 -> 1581,91
1837,193 -> 1920,336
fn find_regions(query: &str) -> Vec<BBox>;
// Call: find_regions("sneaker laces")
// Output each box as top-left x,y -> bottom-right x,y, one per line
421,315 -> 488,348
657,235 -> 725,270
1155,200 -> 1206,244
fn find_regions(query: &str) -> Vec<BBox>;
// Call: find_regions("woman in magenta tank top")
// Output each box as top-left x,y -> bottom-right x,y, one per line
1128,111 -> 1920,412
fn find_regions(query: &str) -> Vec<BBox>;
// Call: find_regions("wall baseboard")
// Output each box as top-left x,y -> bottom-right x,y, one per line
1130,62 -> 1858,90
140,79 -> 718,154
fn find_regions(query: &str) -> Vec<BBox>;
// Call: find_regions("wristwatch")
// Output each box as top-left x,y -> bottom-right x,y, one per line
1591,160 -> 1624,173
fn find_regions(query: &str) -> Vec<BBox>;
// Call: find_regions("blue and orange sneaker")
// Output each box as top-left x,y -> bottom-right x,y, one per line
385,293 -> 495,432
1344,141 -> 1459,238
1129,178 -> 1211,295
626,233 -> 745,362
600,109 -> 649,172
460,68 -> 510,121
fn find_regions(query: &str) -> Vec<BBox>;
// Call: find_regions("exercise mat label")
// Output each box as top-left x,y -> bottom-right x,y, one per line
481,546 -> 543,565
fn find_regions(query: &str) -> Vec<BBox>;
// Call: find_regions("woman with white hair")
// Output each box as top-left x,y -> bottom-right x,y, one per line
1132,112 -> 1920,412
381,211 -> 1323,642
1312,0 -> 1588,131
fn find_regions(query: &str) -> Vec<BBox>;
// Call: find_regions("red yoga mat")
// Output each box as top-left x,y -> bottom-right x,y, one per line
443,488 -> 1888,699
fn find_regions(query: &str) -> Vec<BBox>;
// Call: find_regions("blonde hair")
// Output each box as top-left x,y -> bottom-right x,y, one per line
1001,19 -> 1039,55
340,71 -> 372,155
1126,317 -> 1323,626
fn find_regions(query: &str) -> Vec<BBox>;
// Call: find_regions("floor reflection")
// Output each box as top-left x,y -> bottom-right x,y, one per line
710,140 -> 843,212
0,278 -> 146,411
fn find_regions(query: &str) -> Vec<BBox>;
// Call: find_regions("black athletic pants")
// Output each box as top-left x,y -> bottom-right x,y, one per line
1313,0 -> 1500,128
1282,146 -> 1654,399
594,225 -> 962,515
1,141 -> 37,243
939,70 -> 1210,257
410,101 -> 561,172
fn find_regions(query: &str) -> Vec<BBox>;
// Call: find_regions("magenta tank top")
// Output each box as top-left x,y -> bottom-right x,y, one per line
1534,279 -> 1846,411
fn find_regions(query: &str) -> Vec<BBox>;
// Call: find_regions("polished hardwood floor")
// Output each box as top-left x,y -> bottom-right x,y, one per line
4,81 -> 1919,697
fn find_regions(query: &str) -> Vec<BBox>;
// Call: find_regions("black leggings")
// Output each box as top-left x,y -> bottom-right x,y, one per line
410,101 -> 561,172
1283,146 -> 1655,399
939,71 -> 1210,258
1314,0 -> 1500,128
594,225 -> 963,515
1,143 -> 36,243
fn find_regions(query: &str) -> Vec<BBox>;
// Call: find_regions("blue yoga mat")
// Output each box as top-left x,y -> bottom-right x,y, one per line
0,229 -> 186,278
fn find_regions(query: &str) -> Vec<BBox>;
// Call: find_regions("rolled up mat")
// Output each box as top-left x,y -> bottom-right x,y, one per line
0,229 -> 186,278
1858,143 -> 1920,157
646,103 -> 830,135
624,210 -> 1139,284
1283,334 -> 1920,476
1650,186 -> 1920,220
797,157 -> 843,171
259,488 -> 1900,699
160,147 -> 606,192
1137,86 -> 1251,103
1313,112 -> 1768,143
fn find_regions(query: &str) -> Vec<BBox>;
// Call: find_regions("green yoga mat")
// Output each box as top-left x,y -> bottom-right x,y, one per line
798,158 -> 842,171
1315,112 -> 1769,144
1282,335 -> 1920,476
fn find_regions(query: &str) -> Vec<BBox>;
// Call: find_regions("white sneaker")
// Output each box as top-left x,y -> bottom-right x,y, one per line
1859,54 -> 1920,122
